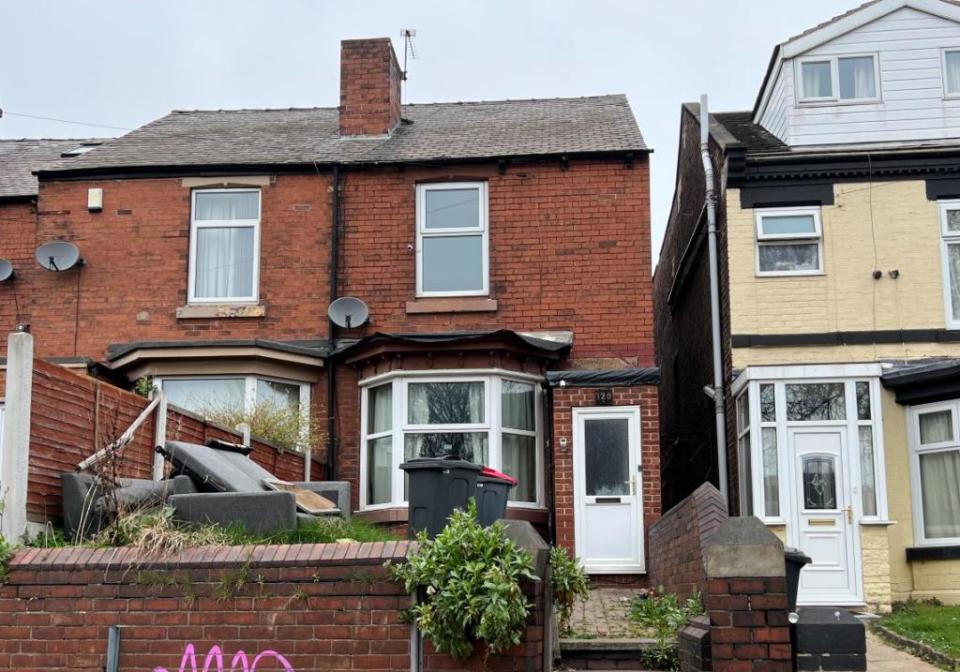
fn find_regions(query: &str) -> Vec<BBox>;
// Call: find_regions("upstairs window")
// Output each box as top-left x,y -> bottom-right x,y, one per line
755,207 -> 823,276
943,50 -> 960,97
799,55 -> 879,103
416,182 -> 489,297
189,189 -> 260,303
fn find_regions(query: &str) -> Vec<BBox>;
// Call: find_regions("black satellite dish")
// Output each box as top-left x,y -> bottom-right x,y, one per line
0,259 -> 13,282
36,241 -> 83,272
328,296 -> 369,329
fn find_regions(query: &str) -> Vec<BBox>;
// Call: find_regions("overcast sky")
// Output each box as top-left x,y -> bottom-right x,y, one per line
1,1 -> 849,260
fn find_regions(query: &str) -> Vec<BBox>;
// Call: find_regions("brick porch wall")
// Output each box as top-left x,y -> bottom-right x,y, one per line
550,385 -> 660,574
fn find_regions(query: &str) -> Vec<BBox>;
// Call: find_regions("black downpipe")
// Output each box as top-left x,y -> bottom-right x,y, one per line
542,381 -> 556,545
326,165 -> 342,480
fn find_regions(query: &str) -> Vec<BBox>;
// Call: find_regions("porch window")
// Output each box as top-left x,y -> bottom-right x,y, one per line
938,201 -> 960,329
798,54 -> 879,103
736,391 -> 753,515
158,374 -> 310,449
189,189 -> 260,303
416,182 -> 489,297
759,384 -> 780,517
360,373 -> 541,509
910,401 -> 960,545
755,207 -> 823,276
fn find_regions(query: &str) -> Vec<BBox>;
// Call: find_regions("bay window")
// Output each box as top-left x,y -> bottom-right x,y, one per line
909,400 -> 960,545
189,189 -> 261,303
360,372 -> 541,509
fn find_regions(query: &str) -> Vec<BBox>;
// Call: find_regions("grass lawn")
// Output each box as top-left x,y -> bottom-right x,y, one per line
882,601 -> 960,660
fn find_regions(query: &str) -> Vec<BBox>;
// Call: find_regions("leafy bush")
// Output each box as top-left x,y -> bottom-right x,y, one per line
549,545 -> 589,635
0,533 -> 14,583
200,398 -> 327,455
388,501 -> 536,660
629,589 -> 703,671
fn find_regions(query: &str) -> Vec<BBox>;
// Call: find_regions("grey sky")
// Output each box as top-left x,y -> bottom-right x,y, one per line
1,1 -> 847,261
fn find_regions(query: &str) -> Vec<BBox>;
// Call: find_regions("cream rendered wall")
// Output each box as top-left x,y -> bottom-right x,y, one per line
727,181 -> 949,346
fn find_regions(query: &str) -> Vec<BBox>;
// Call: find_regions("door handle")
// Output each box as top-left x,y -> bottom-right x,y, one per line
844,505 -> 853,524
623,476 -> 636,496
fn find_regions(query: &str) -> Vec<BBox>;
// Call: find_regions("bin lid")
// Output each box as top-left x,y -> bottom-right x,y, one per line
399,457 -> 482,472
479,466 -> 518,485
784,546 -> 813,564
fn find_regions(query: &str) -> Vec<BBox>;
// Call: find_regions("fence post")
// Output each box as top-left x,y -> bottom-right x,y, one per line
1,329 -> 34,541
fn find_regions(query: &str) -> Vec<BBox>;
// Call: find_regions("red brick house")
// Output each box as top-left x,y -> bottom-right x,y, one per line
0,38 -> 658,575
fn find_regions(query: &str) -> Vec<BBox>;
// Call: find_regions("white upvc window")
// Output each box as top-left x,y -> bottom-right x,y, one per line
939,200 -> 960,329
797,54 -> 880,104
416,182 -> 489,297
734,374 -> 887,525
909,400 -> 960,546
157,374 -> 310,446
189,189 -> 261,304
942,49 -> 960,98
755,207 -> 823,276
360,371 -> 542,510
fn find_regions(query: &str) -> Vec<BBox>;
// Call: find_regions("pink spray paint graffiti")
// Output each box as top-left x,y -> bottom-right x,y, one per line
153,643 -> 295,672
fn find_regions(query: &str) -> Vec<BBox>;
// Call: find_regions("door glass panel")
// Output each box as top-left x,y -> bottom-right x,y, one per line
803,456 -> 838,510
584,418 -> 629,496
762,428 -> 780,517
786,383 -> 846,421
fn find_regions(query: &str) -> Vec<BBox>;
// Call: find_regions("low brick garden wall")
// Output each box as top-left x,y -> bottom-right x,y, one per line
0,541 -> 546,672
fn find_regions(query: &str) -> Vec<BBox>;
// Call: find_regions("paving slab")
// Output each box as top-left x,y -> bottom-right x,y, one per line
867,632 -> 941,672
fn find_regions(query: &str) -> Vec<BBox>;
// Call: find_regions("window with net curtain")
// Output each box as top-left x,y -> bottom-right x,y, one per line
914,405 -> 960,542
756,208 -> 822,275
801,55 -> 876,101
362,376 -> 539,507
191,190 -> 260,302
941,205 -> 960,327
945,50 -> 960,96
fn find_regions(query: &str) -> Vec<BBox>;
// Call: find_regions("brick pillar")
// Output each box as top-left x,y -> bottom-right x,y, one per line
702,517 -> 791,672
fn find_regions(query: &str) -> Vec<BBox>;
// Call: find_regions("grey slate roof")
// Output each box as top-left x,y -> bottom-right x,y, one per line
39,95 -> 647,175
711,112 -> 787,155
0,139 -> 103,198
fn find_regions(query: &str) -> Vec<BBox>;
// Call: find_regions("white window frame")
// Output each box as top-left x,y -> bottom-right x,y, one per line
731,367 -> 888,526
939,200 -> 960,329
941,48 -> 960,99
359,369 -> 543,511
796,53 -> 882,105
754,206 -> 824,277
188,188 -> 262,304
908,399 -> 960,547
157,374 -> 310,441
415,182 -> 489,298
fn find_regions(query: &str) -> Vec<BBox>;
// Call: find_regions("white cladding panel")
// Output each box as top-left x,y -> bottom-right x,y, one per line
759,7 -> 960,147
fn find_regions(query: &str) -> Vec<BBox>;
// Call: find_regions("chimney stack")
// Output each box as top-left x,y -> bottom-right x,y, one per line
339,38 -> 402,137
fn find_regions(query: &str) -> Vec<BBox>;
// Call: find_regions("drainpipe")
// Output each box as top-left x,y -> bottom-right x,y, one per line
542,380 -> 556,545
326,165 -> 342,480
700,95 -> 729,507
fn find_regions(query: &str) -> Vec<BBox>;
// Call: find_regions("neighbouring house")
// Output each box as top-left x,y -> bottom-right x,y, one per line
656,0 -> 960,611
0,38 -> 659,576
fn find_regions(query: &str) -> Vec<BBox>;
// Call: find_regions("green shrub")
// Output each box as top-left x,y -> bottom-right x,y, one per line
0,533 -> 14,583
388,501 -> 536,660
549,545 -> 589,636
200,398 -> 327,455
629,589 -> 703,671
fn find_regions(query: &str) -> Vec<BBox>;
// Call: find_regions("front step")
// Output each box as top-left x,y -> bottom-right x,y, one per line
559,637 -> 668,670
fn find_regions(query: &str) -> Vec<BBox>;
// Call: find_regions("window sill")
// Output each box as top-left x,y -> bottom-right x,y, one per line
176,304 -> 266,319
906,545 -> 960,561
405,297 -> 498,314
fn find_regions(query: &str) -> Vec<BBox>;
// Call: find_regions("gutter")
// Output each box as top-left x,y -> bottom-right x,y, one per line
699,95 -> 729,509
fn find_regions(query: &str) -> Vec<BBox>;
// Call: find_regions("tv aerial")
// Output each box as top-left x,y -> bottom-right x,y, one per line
0,259 -> 13,282
36,241 -> 83,272
328,296 -> 369,329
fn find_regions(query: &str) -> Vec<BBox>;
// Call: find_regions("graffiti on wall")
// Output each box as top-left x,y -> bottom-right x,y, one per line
154,644 -> 295,672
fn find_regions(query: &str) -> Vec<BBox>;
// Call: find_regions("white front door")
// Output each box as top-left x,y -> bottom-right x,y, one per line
572,407 -> 644,573
789,428 -> 862,605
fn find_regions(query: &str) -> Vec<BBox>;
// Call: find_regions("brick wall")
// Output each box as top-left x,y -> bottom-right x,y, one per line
704,576 -> 791,672
648,483 -> 726,599
0,202 -> 35,361
550,384 -> 660,573
24,359 -> 318,525
0,541 -> 546,672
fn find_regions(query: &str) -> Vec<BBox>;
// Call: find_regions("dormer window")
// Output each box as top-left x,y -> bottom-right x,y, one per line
798,55 -> 879,104
943,50 -> 960,97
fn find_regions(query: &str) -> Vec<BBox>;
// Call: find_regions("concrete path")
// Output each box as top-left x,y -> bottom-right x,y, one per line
867,631 -> 941,671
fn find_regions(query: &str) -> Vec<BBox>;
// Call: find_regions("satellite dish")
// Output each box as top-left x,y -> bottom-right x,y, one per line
0,259 -> 13,282
328,296 -> 369,329
36,241 -> 82,272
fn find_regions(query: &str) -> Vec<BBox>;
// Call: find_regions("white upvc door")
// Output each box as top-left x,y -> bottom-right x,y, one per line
788,427 -> 862,605
572,407 -> 644,573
